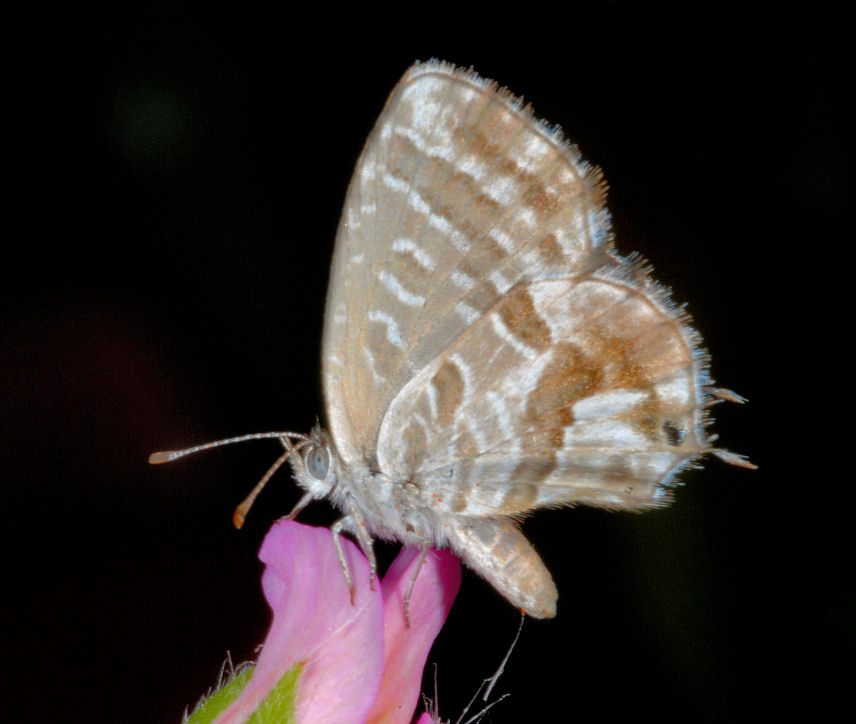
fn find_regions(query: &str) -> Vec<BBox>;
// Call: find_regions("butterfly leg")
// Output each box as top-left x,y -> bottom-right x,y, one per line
343,498 -> 378,591
331,516 -> 357,604
402,542 -> 431,628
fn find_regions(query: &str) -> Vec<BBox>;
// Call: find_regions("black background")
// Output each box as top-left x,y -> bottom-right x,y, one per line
4,3 -> 848,722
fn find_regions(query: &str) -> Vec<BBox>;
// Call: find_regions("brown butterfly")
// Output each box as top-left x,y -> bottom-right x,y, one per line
152,60 -> 753,618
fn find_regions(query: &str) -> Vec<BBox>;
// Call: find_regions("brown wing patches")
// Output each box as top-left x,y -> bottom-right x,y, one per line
596,334 -> 670,443
502,481 -> 540,511
365,317 -> 399,377
457,251 -> 508,311
454,426 -> 479,460
391,244 -> 436,286
522,182 -> 562,216
446,479 -> 471,514
431,359 -> 465,428
400,418 -> 428,472
446,428 -> 480,513
584,329 -> 680,444
450,99 -> 526,171
565,279 -> 698,445
385,132 -> 507,243
384,130 -> 517,321
508,457 -> 557,497
447,95 -> 605,230
512,302 -> 693,484
628,394 -> 673,441
534,340 -> 606,415
497,286 -> 553,353
508,340 -> 603,488
444,169 -> 505,232
536,232 -> 565,266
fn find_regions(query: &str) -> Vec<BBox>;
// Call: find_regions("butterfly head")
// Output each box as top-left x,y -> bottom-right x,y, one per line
287,426 -> 341,502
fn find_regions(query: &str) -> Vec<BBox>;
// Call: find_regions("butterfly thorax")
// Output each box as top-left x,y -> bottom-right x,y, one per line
290,427 -> 456,550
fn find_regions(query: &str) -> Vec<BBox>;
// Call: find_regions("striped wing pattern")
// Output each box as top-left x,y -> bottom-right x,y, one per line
324,62 -> 708,510
319,61 -> 720,617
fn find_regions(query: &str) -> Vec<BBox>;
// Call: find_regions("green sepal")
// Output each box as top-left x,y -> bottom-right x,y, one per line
185,662 -> 302,724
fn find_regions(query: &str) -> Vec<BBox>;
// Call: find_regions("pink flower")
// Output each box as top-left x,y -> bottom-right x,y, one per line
210,520 -> 461,724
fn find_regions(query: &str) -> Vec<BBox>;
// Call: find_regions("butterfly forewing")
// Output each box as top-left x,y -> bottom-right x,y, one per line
322,62 -> 611,470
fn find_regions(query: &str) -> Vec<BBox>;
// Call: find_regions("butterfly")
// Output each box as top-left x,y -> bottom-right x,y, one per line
152,60 -> 753,618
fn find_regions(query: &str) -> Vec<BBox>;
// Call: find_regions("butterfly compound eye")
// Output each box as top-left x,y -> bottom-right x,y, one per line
305,444 -> 330,480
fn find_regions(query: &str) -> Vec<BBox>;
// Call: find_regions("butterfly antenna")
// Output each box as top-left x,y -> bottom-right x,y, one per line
149,431 -> 309,464
232,437 -> 310,528
149,431 -> 311,527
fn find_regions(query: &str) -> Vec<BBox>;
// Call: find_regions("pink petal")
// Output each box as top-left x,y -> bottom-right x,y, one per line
214,520 -> 385,724
366,547 -> 461,724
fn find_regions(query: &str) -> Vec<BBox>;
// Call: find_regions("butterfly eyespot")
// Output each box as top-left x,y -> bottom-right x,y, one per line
305,445 -> 330,480
662,421 -> 685,446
